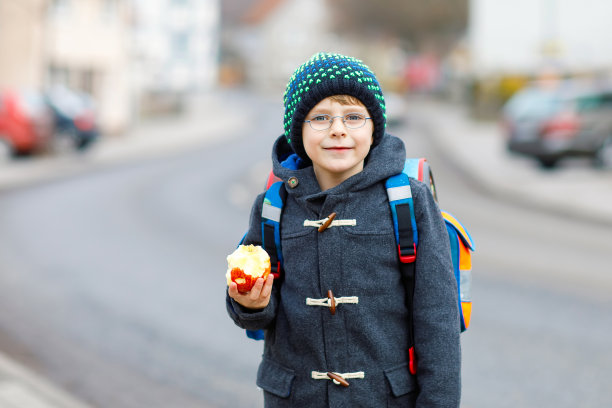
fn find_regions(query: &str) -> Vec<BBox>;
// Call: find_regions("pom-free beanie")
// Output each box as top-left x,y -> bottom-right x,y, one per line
283,52 -> 387,161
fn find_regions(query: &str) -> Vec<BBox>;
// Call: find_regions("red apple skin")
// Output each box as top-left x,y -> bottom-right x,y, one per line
230,266 -> 270,293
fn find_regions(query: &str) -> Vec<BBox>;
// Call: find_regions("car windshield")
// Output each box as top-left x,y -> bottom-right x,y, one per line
19,90 -> 47,116
47,86 -> 94,117
503,89 -> 566,120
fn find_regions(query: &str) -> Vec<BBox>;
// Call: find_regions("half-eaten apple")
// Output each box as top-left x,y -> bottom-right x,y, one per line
226,244 -> 271,293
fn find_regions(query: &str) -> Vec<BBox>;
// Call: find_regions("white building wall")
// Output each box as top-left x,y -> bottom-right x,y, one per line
45,0 -> 132,133
237,0 -> 353,92
0,0 -> 46,89
469,0 -> 612,76
132,0 -> 220,93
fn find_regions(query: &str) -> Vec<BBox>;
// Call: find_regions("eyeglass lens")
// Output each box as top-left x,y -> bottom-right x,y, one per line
307,114 -> 367,130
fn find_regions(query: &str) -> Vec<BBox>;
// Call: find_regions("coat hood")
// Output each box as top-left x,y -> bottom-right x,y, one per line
271,132 -> 406,198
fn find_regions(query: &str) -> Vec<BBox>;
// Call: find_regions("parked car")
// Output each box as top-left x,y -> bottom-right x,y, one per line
501,81 -> 612,168
0,89 -> 54,160
45,85 -> 99,152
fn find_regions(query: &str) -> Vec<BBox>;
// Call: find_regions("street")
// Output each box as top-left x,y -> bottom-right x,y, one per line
0,90 -> 611,407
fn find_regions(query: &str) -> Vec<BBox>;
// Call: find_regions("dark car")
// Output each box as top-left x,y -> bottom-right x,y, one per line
0,89 -> 54,160
502,81 -> 612,168
45,85 -> 99,152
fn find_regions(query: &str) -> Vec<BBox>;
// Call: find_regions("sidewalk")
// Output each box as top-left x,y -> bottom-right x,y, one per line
0,353 -> 93,408
405,96 -> 612,227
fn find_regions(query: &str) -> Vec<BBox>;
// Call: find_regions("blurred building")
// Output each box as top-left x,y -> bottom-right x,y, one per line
131,0 -> 220,115
44,0 -> 132,134
220,0 -> 412,94
221,0 -> 353,91
0,0 -> 47,89
1,0 -> 221,134
469,0 -> 612,77
0,0 -> 132,135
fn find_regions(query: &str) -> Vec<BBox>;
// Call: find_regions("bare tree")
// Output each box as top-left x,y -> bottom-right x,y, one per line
327,0 -> 468,53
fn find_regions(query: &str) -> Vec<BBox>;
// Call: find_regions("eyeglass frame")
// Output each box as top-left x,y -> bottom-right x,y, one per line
303,113 -> 372,130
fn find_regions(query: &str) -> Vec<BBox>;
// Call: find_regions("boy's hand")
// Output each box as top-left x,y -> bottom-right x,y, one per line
228,274 -> 274,310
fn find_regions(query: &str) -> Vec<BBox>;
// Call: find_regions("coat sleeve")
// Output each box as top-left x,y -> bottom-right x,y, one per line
225,192 -> 280,331
411,180 -> 462,408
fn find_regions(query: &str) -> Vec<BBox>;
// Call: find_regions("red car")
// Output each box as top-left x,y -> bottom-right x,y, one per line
0,89 -> 54,159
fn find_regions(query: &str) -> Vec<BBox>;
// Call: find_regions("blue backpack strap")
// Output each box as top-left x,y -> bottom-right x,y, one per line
386,158 -> 419,374
388,156 -> 440,258
246,180 -> 286,341
386,159 -> 418,261
261,181 -> 286,279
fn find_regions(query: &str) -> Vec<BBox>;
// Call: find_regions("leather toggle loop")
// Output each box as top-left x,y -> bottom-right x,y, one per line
327,372 -> 350,387
318,212 -> 336,232
327,290 -> 336,315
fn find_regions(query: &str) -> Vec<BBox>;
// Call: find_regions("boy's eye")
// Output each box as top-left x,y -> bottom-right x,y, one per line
345,113 -> 365,121
311,115 -> 330,122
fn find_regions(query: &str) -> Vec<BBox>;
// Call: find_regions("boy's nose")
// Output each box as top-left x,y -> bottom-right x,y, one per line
329,116 -> 347,134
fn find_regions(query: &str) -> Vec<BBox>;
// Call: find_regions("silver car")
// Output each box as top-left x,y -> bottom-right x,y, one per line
502,81 -> 612,168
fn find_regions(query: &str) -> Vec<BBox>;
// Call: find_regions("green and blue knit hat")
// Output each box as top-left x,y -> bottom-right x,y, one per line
283,52 -> 387,161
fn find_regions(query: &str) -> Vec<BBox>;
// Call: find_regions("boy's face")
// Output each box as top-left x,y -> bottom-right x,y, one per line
302,96 -> 374,189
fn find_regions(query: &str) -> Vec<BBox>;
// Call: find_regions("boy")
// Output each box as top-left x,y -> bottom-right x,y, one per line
226,52 -> 461,407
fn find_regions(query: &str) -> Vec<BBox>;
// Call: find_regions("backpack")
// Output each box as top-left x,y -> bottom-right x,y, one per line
248,158 -> 474,375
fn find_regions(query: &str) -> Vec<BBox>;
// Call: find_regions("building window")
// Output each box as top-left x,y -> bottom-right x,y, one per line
47,66 -> 97,96
50,0 -> 71,17
102,0 -> 118,23
78,69 -> 96,95
172,32 -> 190,58
47,65 -> 70,88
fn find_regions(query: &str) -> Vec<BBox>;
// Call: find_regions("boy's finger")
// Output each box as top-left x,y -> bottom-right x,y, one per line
260,275 -> 274,298
227,282 -> 239,298
249,278 -> 264,300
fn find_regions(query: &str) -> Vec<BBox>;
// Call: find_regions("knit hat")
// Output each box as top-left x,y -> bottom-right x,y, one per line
283,52 -> 387,161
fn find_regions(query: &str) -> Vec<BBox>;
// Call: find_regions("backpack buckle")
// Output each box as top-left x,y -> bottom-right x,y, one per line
271,261 -> 282,279
398,244 -> 416,263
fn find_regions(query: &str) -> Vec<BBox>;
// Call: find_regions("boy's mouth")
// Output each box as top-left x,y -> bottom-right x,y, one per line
324,146 -> 352,151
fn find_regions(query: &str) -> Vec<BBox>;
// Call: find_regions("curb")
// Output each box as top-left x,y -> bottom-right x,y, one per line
0,353 -> 93,408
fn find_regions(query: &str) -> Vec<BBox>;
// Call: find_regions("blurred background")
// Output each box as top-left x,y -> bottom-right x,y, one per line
0,0 -> 611,407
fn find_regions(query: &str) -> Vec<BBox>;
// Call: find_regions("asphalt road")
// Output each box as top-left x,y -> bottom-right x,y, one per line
0,92 -> 611,407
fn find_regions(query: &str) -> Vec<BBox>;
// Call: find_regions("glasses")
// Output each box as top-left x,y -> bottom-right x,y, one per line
304,113 -> 371,131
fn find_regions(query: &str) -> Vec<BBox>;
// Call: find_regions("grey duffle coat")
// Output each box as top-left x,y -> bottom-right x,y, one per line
226,133 -> 461,407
